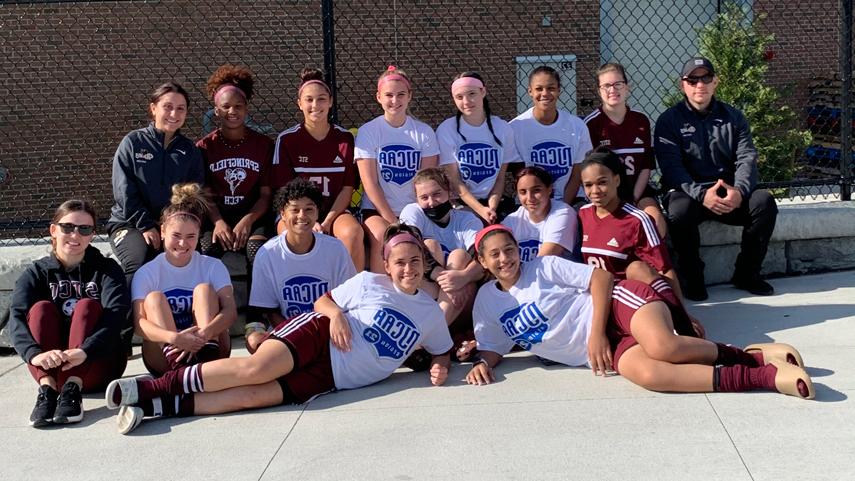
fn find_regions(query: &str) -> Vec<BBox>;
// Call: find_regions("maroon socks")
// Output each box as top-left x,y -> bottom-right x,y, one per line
137,364 -> 206,402
713,364 -> 777,392
715,343 -> 764,367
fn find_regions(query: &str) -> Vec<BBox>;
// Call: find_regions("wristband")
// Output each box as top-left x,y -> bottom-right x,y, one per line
244,322 -> 267,338
472,356 -> 489,368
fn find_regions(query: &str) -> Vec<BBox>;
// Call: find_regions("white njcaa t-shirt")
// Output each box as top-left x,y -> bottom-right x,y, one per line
398,203 -> 482,256
329,272 -> 453,390
473,256 -> 594,366
131,252 -> 232,330
501,200 -> 578,263
250,232 -> 356,319
355,115 -> 440,215
436,115 -> 520,199
510,108 -> 592,199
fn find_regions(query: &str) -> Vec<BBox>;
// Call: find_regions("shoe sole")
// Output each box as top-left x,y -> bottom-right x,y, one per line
106,374 -> 151,409
117,406 -> 144,435
52,411 -> 84,424
29,418 -> 52,428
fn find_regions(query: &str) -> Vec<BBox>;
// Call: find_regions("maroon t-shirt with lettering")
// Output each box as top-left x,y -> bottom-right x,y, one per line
584,107 -> 654,187
270,123 -> 356,215
198,128 -> 273,221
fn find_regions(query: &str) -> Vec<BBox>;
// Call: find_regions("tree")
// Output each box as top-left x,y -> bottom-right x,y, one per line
665,2 -> 812,182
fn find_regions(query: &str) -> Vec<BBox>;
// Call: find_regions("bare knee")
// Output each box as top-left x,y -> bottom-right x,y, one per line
193,283 -> 215,299
144,291 -> 167,312
446,248 -> 471,270
641,335 -> 682,362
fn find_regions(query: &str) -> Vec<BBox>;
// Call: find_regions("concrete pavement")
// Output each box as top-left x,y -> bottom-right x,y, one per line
1,271 -> 853,481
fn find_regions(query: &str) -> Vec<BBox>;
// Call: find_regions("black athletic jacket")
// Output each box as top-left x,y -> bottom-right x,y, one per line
108,123 -> 204,232
8,246 -> 130,364
654,97 -> 758,202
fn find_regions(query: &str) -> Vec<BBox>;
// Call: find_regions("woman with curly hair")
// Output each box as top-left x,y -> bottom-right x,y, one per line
197,64 -> 274,270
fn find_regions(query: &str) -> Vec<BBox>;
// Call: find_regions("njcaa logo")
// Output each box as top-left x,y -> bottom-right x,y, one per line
500,302 -> 549,350
378,144 -> 421,185
530,141 -> 572,181
518,239 -> 541,263
164,288 -> 194,330
363,307 -> 420,360
282,276 -> 330,317
457,142 -> 500,184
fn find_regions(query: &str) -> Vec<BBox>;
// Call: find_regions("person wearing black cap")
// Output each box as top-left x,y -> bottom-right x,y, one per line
654,57 -> 778,301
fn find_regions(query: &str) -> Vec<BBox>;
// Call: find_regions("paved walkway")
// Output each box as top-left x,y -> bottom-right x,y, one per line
1,271 -> 853,481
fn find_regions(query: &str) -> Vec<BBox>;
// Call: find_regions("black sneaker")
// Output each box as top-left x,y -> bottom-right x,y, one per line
53,382 -> 84,424
29,385 -> 58,428
732,275 -> 774,296
684,281 -> 709,302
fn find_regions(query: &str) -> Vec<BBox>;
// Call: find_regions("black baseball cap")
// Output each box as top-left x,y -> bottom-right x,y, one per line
681,57 -> 715,78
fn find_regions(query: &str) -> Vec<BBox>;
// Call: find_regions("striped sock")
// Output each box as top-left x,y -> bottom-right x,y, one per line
140,364 -> 206,401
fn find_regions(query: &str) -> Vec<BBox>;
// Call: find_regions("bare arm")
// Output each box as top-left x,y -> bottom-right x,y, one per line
443,164 -> 494,223
537,242 -> 567,258
314,293 -> 352,351
633,169 -> 652,202
421,154 -> 439,169
321,185 -> 355,233
587,268 -> 614,376
564,164 -> 583,203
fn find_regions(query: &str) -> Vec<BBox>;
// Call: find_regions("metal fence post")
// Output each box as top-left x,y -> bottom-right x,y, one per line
322,0 -> 339,125
841,0 -> 852,200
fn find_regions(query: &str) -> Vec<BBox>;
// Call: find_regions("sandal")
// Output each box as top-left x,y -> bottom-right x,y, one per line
772,361 -> 815,399
745,343 -> 804,368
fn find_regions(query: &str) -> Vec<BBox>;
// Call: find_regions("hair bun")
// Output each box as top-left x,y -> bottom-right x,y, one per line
299,68 -> 325,83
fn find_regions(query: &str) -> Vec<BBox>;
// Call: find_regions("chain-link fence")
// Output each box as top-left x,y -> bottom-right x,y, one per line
1,0 -> 853,244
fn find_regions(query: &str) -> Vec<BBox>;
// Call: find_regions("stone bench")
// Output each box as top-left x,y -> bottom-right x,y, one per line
698,201 -> 855,284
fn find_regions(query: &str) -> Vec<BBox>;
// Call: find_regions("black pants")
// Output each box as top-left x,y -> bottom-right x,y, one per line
107,226 -> 158,288
664,189 -> 778,281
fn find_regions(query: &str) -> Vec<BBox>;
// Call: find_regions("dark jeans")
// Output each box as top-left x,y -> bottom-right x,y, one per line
664,189 -> 778,281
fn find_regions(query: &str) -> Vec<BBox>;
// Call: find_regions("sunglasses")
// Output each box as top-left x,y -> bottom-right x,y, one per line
683,74 -> 715,86
54,222 -> 95,236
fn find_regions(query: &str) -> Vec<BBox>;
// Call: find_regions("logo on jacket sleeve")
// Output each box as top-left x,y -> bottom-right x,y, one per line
500,302 -> 549,350
164,288 -> 194,330
378,145 -> 421,185
457,142 -> 500,184
282,276 -> 330,317
363,307 -> 421,359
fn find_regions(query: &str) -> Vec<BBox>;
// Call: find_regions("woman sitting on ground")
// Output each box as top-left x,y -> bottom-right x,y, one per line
131,184 -> 237,376
107,223 -> 452,435
465,224 -> 814,402
9,200 -> 129,427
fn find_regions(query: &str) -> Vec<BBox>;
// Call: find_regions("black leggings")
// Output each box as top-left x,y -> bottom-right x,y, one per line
108,226 -> 158,287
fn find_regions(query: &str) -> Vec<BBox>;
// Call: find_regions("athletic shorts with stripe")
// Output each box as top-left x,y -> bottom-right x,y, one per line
261,312 -> 336,404
606,279 -> 667,373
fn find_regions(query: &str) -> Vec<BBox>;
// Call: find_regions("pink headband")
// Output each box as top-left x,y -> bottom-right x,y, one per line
377,66 -> 411,91
382,233 -> 421,260
474,224 -> 513,254
298,79 -> 331,97
167,211 -> 201,224
213,84 -> 247,105
451,77 -> 485,93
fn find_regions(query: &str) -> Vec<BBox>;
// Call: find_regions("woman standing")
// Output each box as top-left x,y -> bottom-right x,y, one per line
131,184 -> 237,375
271,68 -> 364,270
510,66 -> 592,205
197,64 -> 274,269
436,71 -> 519,224
584,63 -> 666,237
10,200 -> 129,427
108,82 -> 205,284
356,66 -> 440,273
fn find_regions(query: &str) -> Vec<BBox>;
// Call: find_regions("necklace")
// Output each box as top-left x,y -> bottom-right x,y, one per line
220,130 -> 247,149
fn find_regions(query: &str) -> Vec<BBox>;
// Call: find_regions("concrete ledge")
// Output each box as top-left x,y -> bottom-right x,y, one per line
698,201 -> 855,284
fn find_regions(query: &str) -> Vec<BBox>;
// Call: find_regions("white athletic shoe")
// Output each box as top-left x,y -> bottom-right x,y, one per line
105,375 -> 150,409
117,406 -> 144,435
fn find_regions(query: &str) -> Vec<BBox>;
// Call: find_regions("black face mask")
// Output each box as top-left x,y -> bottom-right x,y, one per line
423,200 -> 452,222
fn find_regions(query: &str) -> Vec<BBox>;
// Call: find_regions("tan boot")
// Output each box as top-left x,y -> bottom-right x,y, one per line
771,361 -> 814,399
745,343 -> 804,368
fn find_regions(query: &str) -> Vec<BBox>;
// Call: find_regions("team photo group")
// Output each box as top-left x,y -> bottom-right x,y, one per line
8,55 -> 816,435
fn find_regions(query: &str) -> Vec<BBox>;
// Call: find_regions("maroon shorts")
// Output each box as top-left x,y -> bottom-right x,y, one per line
607,279 -> 665,373
261,312 -> 336,404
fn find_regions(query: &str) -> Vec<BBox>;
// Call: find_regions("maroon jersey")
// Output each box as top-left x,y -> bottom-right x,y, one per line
271,123 -> 356,215
198,128 -> 273,220
578,202 -> 671,279
584,107 -> 653,188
